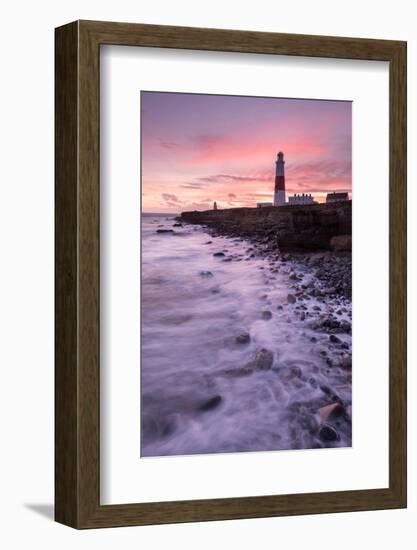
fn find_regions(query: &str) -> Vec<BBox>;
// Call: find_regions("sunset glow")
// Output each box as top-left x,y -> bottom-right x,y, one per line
141,92 -> 352,213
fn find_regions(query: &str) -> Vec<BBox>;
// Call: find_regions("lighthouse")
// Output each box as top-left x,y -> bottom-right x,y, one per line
273,151 -> 286,206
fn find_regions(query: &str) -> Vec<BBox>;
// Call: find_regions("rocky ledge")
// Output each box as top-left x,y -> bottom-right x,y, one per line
180,201 -> 351,253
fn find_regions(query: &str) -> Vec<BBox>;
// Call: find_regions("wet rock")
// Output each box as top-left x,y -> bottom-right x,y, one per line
330,234 -> 352,252
204,240 -> 213,244
300,311 -> 306,321
339,320 -> 352,333
198,395 -> 222,412
329,334 -> 342,344
213,252 -> 225,257
319,423 -> 340,442
173,223 -> 183,227
156,229 -> 174,233
224,366 -> 254,378
261,310 -> 273,320
289,271 -> 297,280
236,332 -> 251,344
246,348 -> 274,371
318,402 -> 345,422
141,414 -> 176,442
320,384 -> 333,396
279,365 -> 302,381
339,353 -> 352,369
287,294 -> 296,304
200,271 -> 213,277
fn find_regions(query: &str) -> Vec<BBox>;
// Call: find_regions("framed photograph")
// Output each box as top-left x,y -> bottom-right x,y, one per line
55,20 -> 406,528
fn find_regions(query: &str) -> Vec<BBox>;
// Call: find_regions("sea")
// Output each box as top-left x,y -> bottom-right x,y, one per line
141,212 -> 352,457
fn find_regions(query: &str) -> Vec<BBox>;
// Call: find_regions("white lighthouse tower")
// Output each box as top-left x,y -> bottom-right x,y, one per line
273,151 -> 286,206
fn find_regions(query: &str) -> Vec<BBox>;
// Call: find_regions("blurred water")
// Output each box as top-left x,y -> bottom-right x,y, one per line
141,213 -> 352,457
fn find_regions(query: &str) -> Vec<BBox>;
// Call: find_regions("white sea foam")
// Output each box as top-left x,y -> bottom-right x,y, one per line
141,214 -> 352,457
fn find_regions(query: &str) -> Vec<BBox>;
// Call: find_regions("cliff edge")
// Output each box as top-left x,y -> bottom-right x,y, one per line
180,201 -> 351,252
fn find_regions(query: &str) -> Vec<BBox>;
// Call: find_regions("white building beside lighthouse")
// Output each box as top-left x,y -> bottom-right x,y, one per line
273,151 -> 286,206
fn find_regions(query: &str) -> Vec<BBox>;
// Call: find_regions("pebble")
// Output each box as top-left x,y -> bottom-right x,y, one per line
198,395 -> 222,412
236,332 -> 251,344
287,294 -> 296,304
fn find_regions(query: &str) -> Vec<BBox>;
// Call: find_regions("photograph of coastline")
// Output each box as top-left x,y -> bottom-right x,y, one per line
141,91 -> 352,457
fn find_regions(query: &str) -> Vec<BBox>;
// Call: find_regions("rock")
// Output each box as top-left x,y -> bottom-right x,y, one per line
287,294 -> 296,304
261,310 -> 272,320
318,403 -> 345,422
156,229 -> 174,233
198,395 -> 222,412
340,320 -> 352,333
213,252 -> 225,257
300,311 -> 306,321
329,334 -> 342,344
252,348 -> 274,370
289,271 -> 297,280
204,241 -> 213,244
200,271 -> 213,277
279,365 -> 302,381
339,353 -> 352,369
224,366 -> 254,377
222,257 -> 232,262
330,234 -> 352,252
319,423 -> 340,442
173,223 -> 183,227
236,332 -> 251,344
290,366 -> 302,378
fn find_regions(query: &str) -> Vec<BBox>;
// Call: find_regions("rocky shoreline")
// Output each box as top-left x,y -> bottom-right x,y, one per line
174,214 -> 352,449
143,214 -> 352,453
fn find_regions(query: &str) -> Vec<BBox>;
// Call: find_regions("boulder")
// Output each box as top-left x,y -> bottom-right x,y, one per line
330,234 -> 352,252
236,332 -> 251,344
244,348 -> 274,371
198,395 -> 222,412
287,294 -> 296,304
319,423 -> 340,442
318,402 -> 345,422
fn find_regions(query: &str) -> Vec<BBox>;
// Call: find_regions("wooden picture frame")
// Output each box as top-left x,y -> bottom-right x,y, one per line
55,20 -> 407,529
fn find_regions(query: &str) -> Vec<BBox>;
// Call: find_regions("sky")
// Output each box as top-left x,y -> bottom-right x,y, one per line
141,92 -> 352,213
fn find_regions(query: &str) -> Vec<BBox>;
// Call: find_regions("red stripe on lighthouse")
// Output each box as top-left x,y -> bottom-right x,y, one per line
275,175 -> 285,192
